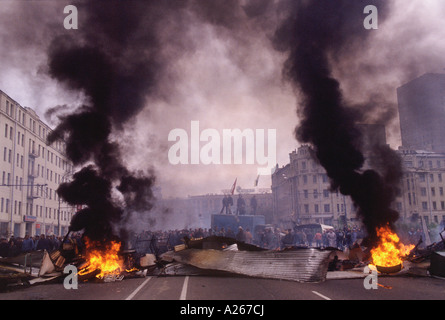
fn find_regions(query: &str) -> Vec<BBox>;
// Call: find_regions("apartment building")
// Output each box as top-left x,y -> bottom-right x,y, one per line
395,148 -> 445,227
0,90 -> 75,238
397,73 -> 445,153
272,145 -> 356,228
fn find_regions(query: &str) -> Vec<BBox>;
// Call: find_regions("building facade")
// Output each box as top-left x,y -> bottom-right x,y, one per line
157,190 -> 273,230
395,148 -> 445,228
0,90 -> 75,238
397,73 -> 445,153
271,145 -> 357,228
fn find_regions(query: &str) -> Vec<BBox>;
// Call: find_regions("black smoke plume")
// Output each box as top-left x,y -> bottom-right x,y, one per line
46,1 -> 162,242
273,0 -> 402,246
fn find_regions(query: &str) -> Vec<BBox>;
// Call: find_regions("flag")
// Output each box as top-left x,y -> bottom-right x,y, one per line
230,178 -> 237,195
254,174 -> 260,187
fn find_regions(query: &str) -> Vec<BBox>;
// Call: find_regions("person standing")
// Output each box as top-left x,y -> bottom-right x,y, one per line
21,234 -> 34,253
236,227 -> 246,242
236,194 -> 246,215
220,195 -> 228,214
245,228 -> 253,244
250,195 -> 257,215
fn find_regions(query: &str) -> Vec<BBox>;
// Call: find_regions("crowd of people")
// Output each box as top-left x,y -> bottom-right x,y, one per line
130,223 -> 429,255
129,225 -> 370,254
0,234 -> 65,258
0,223 -> 429,258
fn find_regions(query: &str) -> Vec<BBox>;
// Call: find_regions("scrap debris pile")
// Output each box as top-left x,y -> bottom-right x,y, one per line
0,228 -> 444,290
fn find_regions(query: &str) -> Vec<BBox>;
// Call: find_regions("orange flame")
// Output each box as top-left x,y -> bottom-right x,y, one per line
79,238 -> 124,279
370,225 -> 414,268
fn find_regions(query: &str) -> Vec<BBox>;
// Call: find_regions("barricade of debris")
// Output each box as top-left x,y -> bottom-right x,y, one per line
324,228 -> 445,280
158,236 -> 334,283
1,228 -> 443,290
0,235 -> 156,290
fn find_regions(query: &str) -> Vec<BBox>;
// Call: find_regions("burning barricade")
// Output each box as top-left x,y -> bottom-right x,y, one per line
1,225 -> 444,291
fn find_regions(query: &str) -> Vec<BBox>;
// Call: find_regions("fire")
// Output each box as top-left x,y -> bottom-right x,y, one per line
79,238 -> 124,279
370,225 -> 415,268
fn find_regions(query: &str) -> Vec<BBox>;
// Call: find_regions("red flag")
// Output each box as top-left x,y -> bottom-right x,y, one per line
230,178 -> 237,195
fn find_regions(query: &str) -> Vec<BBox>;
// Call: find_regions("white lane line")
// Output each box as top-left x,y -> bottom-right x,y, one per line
180,276 -> 190,300
125,277 -> 152,300
312,290 -> 332,300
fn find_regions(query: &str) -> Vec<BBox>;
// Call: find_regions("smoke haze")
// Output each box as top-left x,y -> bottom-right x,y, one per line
0,1 -> 444,233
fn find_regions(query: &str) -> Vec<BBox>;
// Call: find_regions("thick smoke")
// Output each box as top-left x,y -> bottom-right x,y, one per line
273,0 -> 402,246
46,1 -> 164,242
41,0 -> 405,244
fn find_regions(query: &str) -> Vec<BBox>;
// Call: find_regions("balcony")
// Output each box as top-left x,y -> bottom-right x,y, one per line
29,149 -> 39,158
27,192 -> 40,200
28,170 -> 39,178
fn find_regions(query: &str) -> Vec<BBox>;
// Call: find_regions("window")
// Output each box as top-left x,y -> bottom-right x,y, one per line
421,187 -> 427,196
422,202 -> 428,211
304,190 -> 308,199
324,204 -> 330,213
432,188 -> 436,197
323,189 -> 329,198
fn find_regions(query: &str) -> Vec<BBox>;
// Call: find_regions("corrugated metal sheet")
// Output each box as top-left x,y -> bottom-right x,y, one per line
161,248 -> 332,283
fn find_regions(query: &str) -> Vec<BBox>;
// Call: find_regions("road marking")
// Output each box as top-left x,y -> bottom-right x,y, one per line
180,276 -> 189,300
125,277 -> 152,300
312,290 -> 332,300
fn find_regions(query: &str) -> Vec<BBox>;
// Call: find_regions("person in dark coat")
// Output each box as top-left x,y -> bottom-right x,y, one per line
0,238 -> 9,257
250,196 -> 258,215
236,227 -> 246,242
236,194 -> 246,215
36,234 -> 52,251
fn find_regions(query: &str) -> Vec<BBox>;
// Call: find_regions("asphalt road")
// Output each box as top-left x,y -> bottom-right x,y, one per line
1,273 -> 444,301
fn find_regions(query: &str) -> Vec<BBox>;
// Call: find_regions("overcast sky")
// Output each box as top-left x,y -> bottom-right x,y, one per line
0,0 -> 444,198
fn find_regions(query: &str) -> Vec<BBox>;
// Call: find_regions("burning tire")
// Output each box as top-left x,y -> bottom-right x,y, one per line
375,263 -> 402,274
